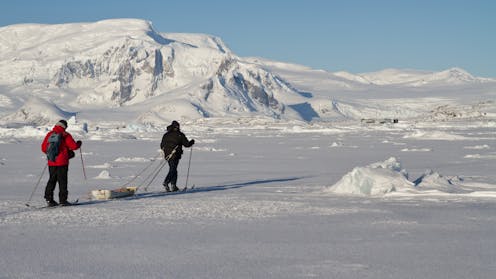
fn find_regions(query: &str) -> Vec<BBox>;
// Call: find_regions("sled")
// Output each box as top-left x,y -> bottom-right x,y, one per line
91,186 -> 137,200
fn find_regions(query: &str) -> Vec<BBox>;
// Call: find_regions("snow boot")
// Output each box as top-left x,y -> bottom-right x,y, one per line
163,183 -> 171,192
46,200 -> 59,207
59,201 -> 72,206
171,185 -> 180,192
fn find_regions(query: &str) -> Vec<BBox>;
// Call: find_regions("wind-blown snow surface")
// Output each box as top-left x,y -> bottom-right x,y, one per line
1,119 -> 496,278
1,18 -> 496,278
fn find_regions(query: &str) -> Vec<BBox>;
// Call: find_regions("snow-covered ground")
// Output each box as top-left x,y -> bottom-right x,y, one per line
1,119 -> 496,278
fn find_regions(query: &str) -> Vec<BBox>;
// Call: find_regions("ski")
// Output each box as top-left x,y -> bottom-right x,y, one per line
169,185 -> 195,193
182,185 -> 195,192
161,185 -> 195,193
60,199 -> 80,207
34,199 -> 80,210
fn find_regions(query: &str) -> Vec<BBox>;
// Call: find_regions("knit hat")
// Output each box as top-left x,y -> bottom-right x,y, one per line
171,120 -> 180,128
56,119 -> 68,129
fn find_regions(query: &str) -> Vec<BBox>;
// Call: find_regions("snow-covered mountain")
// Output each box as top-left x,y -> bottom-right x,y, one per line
356,67 -> 486,86
0,19 -> 307,125
0,18 -> 495,127
248,57 -> 496,121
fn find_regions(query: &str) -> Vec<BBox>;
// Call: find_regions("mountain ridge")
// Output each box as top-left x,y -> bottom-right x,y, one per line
0,19 -> 495,127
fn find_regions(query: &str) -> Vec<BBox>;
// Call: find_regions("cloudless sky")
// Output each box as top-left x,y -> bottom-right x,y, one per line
1,0 -> 495,77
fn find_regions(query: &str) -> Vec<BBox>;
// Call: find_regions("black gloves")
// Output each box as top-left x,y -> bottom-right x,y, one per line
77,140 -> 82,147
189,139 -> 195,146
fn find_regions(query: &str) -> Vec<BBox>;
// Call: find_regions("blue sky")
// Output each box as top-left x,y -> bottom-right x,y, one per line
1,0 -> 495,77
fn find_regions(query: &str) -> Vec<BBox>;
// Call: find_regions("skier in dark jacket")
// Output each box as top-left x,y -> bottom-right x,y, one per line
41,120 -> 82,206
160,120 -> 195,192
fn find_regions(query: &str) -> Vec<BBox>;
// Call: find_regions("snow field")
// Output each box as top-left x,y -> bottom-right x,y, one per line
1,121 -> 496,278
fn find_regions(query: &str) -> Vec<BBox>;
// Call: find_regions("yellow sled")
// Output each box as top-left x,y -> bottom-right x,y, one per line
91,186 -> 137,200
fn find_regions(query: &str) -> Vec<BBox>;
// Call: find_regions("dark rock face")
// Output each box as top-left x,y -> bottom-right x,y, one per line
52,43 -> 172,105
48,37 -> 296,117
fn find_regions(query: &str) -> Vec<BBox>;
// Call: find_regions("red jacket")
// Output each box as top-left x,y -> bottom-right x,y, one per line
41,125 -> 80,166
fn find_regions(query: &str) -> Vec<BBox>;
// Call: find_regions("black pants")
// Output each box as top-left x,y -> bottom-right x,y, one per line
163,158 -> 180,186
44,165 -> 69,203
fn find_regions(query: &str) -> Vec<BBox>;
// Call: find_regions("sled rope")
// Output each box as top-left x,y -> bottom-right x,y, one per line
141,159 -> 168,192
120,151 -> 163,188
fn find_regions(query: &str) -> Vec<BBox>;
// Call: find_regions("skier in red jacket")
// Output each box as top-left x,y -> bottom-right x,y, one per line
41,120 -> 82,206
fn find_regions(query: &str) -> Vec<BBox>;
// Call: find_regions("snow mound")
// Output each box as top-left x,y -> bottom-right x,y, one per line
401,148 -> 432,152
0,97 -> 76,126
464,153 -> 496,159
114,157 -> 149,162
330,142 -> 343,147
413,170 -> 467,193
0,126 -> 46,138
326,157 -> 415,196
195,147 -> 227,152
464,144 -> 490,150
87,163 -> 113,169
326,159 -> 495,197
95,170 -> 112,179
403,130 -> 468,141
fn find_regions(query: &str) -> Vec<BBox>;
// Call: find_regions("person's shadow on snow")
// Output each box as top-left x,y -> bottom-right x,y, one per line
130,176 -> 305,200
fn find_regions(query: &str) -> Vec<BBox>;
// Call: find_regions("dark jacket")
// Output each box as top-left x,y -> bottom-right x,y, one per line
41,125 -> 80,166
160,124 -> 193,160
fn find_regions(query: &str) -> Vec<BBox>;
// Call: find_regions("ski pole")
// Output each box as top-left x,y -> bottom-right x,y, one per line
79,148 -> 87,180
25,164 -> 48,207
185,146 -> 193,188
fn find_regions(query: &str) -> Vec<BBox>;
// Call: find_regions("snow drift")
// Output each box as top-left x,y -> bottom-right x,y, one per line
413,170 -> 467,193
326,157 -> 415,196
325,157 -> 495,197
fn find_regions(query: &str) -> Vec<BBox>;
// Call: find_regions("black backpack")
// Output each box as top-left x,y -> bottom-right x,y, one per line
46,132 -> 62,162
